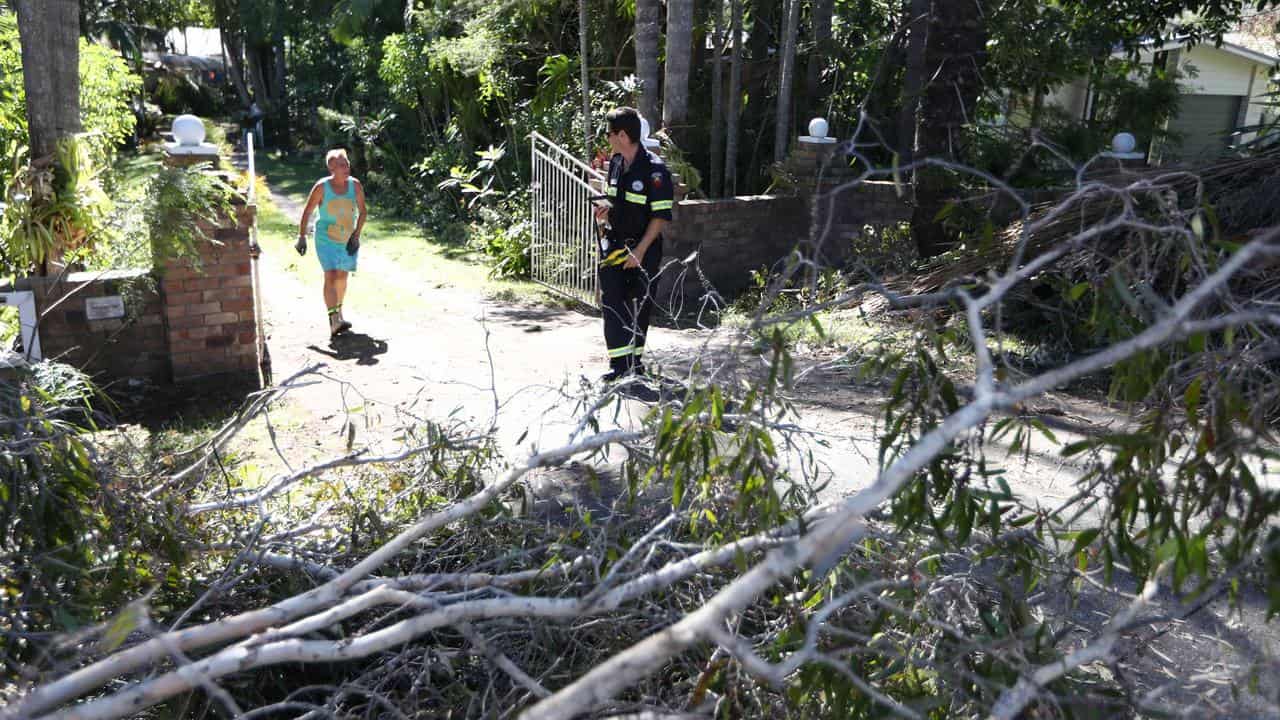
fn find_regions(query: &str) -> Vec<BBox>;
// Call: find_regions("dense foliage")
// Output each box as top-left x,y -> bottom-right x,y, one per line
0,12 -> 140,168
0,11 -> 140,276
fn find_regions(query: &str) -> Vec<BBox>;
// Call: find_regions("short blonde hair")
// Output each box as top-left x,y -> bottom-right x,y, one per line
325,148 -> 349,167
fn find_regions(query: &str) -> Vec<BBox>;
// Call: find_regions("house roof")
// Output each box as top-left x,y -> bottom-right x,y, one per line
142,52 -> 225,74
1222,32 -> 1280,61
1140,36 -> 1279,67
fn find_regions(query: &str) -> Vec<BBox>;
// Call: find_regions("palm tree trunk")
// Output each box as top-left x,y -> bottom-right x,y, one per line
579,0 -> 593,160
773,0 -> 801,163
662,0 -> 694,142
807,0 -> 833,106
635,0 -> 662,125
724,0 -> 743,197
897,0 -> 929,167
910,0 -> 989,259
13,0 -> 80,167
710,0 -> 726,198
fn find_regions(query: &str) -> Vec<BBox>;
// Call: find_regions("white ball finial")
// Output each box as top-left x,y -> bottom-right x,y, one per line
1112,132 -> 1137,155
799,117 -> 837,145
172,114 -> 206,146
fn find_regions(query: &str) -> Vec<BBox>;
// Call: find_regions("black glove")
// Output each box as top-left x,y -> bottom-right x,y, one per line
346,233 -> 360,256
295,235 -> 307,256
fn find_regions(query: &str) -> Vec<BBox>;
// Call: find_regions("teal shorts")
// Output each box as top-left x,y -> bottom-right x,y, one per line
315,235 -> 357,272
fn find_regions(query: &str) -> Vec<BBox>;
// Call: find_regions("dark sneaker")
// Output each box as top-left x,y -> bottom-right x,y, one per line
336,320 -> 353,335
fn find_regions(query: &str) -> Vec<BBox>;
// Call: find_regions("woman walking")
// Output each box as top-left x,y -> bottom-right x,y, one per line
296,148 -> 365,337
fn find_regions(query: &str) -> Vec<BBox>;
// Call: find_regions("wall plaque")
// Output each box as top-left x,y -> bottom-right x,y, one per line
85,296 -> 126,321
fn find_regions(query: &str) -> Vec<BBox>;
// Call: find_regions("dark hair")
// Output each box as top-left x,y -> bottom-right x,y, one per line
606,107 -> 642,146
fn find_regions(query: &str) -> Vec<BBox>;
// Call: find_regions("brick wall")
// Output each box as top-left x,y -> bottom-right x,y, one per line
809,180 -> 911,266
2,172 -> 262,387
657,181 -> 910,307
158,199 -> 260,382
13,270 -> 170,382
660,195 -> 809,304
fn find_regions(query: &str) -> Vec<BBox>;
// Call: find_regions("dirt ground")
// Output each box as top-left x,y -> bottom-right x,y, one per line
235,184 -> 1279,718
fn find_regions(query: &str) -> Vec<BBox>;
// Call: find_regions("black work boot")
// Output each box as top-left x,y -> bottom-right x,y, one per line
601,356 -> 630,382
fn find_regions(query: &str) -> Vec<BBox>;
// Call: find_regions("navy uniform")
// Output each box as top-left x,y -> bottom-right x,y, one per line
598,149 -> 674,375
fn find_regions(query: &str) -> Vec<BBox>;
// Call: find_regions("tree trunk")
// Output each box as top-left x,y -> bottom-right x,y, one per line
272,31 -> 290,148
773,0 -> 800,163
723,0 -> 743,197
246,44 -> 271,110
215,0 -> 252,109
635,0 -> 662,125
221,34 -> 251,108
579,0 -> 593,160
910,0 -> 989,259
662,0 -> 694,143
13,0 -> 81,167
807,0 -> 833,105
897,0 -> 929,168
710,0 -> 726,198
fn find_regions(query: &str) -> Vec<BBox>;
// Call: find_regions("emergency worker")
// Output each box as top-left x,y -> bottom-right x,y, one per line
593,107 -> 674,381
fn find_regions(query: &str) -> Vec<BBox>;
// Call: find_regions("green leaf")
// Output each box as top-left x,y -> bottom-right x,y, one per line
1068,528 -> 1100,557
1189,535 -> 1208,580
1185,376 -> 1203,422
956,494 -> 973,544
808,314 -> 826,339
1029,418 -> 1059,445
1067,282 -> 1090,302
1188,332 -> 1206,353
97,602 -> 141,653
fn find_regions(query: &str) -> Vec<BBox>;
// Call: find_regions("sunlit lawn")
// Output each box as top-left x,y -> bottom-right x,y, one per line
254,154 -> 559,311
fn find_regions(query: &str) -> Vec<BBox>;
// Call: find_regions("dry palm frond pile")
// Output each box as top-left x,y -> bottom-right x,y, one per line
900,148 -> 1280,298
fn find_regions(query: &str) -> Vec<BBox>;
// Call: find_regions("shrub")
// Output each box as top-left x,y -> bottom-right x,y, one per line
468,207 -> 531,280
0,135 -> 114,273
145,163 -> 238,265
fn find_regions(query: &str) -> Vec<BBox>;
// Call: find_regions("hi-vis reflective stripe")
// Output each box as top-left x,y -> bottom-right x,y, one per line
605,185 -> 618,196
624,192 -> 647,204
600,248 -> 629,266
633,346 -> 645,356
607,344 -> 635,358
650,200 -> 673,210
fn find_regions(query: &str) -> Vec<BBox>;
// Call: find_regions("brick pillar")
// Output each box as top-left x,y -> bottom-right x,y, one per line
158,197 -> 261,384
162,146 -> 222,169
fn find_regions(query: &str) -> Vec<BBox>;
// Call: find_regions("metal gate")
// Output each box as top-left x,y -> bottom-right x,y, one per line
530,132 -> 603,307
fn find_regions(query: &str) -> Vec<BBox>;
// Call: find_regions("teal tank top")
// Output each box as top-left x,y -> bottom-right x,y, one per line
316,178 -> 358,244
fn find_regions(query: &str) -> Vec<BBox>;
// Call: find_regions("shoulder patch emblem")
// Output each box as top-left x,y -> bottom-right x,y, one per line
650,172 -> 664,189
631,180 -> 644,192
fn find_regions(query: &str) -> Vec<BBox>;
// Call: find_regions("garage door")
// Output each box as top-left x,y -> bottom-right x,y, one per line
1164,94 -> 1243,162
